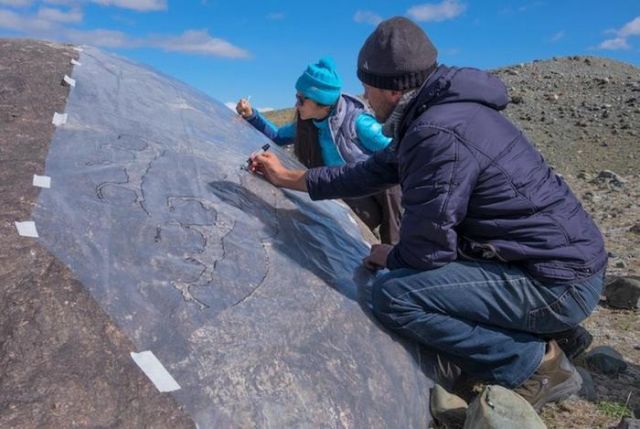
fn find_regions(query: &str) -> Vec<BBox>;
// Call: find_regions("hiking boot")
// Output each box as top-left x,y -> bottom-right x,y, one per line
429,384 -> 467,429
546,325 -> 593,360
513,340 -> 583,411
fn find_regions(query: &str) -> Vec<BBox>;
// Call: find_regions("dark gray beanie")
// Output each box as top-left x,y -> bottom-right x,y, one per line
357,17 -> 438,91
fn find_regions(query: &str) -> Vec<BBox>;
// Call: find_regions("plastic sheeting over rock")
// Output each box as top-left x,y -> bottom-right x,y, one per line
33,47 -> 434,427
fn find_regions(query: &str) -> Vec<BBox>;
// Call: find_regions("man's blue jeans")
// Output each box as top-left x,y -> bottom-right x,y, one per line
371,260 -> 604,388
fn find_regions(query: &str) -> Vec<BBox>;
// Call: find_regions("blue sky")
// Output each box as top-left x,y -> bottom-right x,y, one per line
1,0 -> 639,111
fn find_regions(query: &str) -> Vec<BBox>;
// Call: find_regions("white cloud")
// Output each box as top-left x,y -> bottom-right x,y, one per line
354,10 -> 382,26
0,0 -> 32,7
407,0 -> 465,22
0,8 -> 250,58
41,0 -> 80,5
499,2 -> 544,15
225,103 -> 273,113
0,8 -> 56,31
266,11 -> 284,20
37,7 -> 82,23
549,31 -> 564,43
596,16 -> 640,51
65,28 -> 130,47
0,0 -> 167,9
597,37 -> 630,50
0,9 -> 21,29
618,16 -> 640,37
147,30 -> 250,58
91,0 -> 166,11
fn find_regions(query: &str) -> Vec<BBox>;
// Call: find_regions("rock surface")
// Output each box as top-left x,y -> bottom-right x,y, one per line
586,346 -> 628,376
0,39 -> 194,429
463,385 -> 546,429
1,40 -> 435,428
604,277 -> 640,310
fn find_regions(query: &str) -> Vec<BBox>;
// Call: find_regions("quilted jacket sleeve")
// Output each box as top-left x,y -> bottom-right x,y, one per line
305,147 -> 399,199
387,126 -> 480,270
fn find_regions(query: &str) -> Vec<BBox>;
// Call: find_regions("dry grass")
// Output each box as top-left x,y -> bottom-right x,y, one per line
263,108 -> 295,127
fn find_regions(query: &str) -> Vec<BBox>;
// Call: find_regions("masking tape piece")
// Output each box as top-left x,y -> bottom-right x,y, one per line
15,221 -> 39,238
71,58 -> 82,66
33,175 -> 51,189
63,75 -> 76,87
130,351 -> 181,393
52,112 -> 67,126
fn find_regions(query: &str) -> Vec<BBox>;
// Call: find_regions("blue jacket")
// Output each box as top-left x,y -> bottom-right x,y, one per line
245,94 -> 390,167
306,66 -> 607,284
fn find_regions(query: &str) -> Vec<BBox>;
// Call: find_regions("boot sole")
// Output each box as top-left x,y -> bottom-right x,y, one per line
531,358 -> 583,411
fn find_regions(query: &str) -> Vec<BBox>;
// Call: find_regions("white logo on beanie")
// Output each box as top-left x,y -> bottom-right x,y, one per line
363,61 -> 369,70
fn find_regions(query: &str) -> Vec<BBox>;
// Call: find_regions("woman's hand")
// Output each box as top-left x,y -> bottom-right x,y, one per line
363,244 -> 393,270
236,98 -> 253,118
250,152 -> 307,191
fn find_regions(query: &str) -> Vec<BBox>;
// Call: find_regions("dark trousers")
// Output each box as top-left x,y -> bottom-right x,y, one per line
343,185 -> 402,245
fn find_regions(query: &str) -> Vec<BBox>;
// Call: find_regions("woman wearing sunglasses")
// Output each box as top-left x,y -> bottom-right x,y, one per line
236,57 -> 401,244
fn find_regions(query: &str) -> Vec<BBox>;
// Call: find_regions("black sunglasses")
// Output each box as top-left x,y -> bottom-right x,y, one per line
295,93 -> 308,106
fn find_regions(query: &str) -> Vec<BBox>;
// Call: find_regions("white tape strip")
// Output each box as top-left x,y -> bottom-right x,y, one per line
52,112 -> 67,126
15,221 -> 39,238
130,351 -> 181,392
63,75 -> 76,87
70,58 -> 82,66
33,174 -> 51,188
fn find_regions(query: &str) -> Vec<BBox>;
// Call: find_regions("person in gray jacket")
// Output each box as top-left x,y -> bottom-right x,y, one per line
236,57 -> 402,244
248,18 -> 607,412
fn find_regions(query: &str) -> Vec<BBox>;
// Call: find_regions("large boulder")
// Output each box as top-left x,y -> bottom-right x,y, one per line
1,40 -> 435,427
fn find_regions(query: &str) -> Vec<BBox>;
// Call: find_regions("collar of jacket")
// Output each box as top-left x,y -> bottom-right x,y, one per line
393,65 -> 458,146
325,95 -> 346,135
383,88 -> 419,142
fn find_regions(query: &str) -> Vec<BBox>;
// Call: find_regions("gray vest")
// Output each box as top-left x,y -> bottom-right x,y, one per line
327,94 -> 372,164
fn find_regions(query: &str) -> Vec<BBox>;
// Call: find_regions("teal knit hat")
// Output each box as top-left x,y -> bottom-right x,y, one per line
295,56 -> 342,106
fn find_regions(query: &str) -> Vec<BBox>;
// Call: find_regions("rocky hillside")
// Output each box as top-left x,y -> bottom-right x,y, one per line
497,56 -> 640,177
265,56 -> 640,428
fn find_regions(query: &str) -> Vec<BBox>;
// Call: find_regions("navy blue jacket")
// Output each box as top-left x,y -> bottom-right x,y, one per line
306,66 -> 607,284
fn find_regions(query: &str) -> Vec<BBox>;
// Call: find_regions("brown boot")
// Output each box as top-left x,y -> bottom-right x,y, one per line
513,340 -> 583,411
429,384 -> 468,429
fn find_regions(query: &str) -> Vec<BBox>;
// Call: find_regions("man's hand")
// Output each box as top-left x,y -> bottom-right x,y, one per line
250,152 -> 307,191
236,98 -> 253,119
363,244 -> 393,270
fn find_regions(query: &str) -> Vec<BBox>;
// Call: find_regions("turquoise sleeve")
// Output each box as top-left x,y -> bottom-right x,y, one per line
354,113 -> 391,152
246,110 -> 296,146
